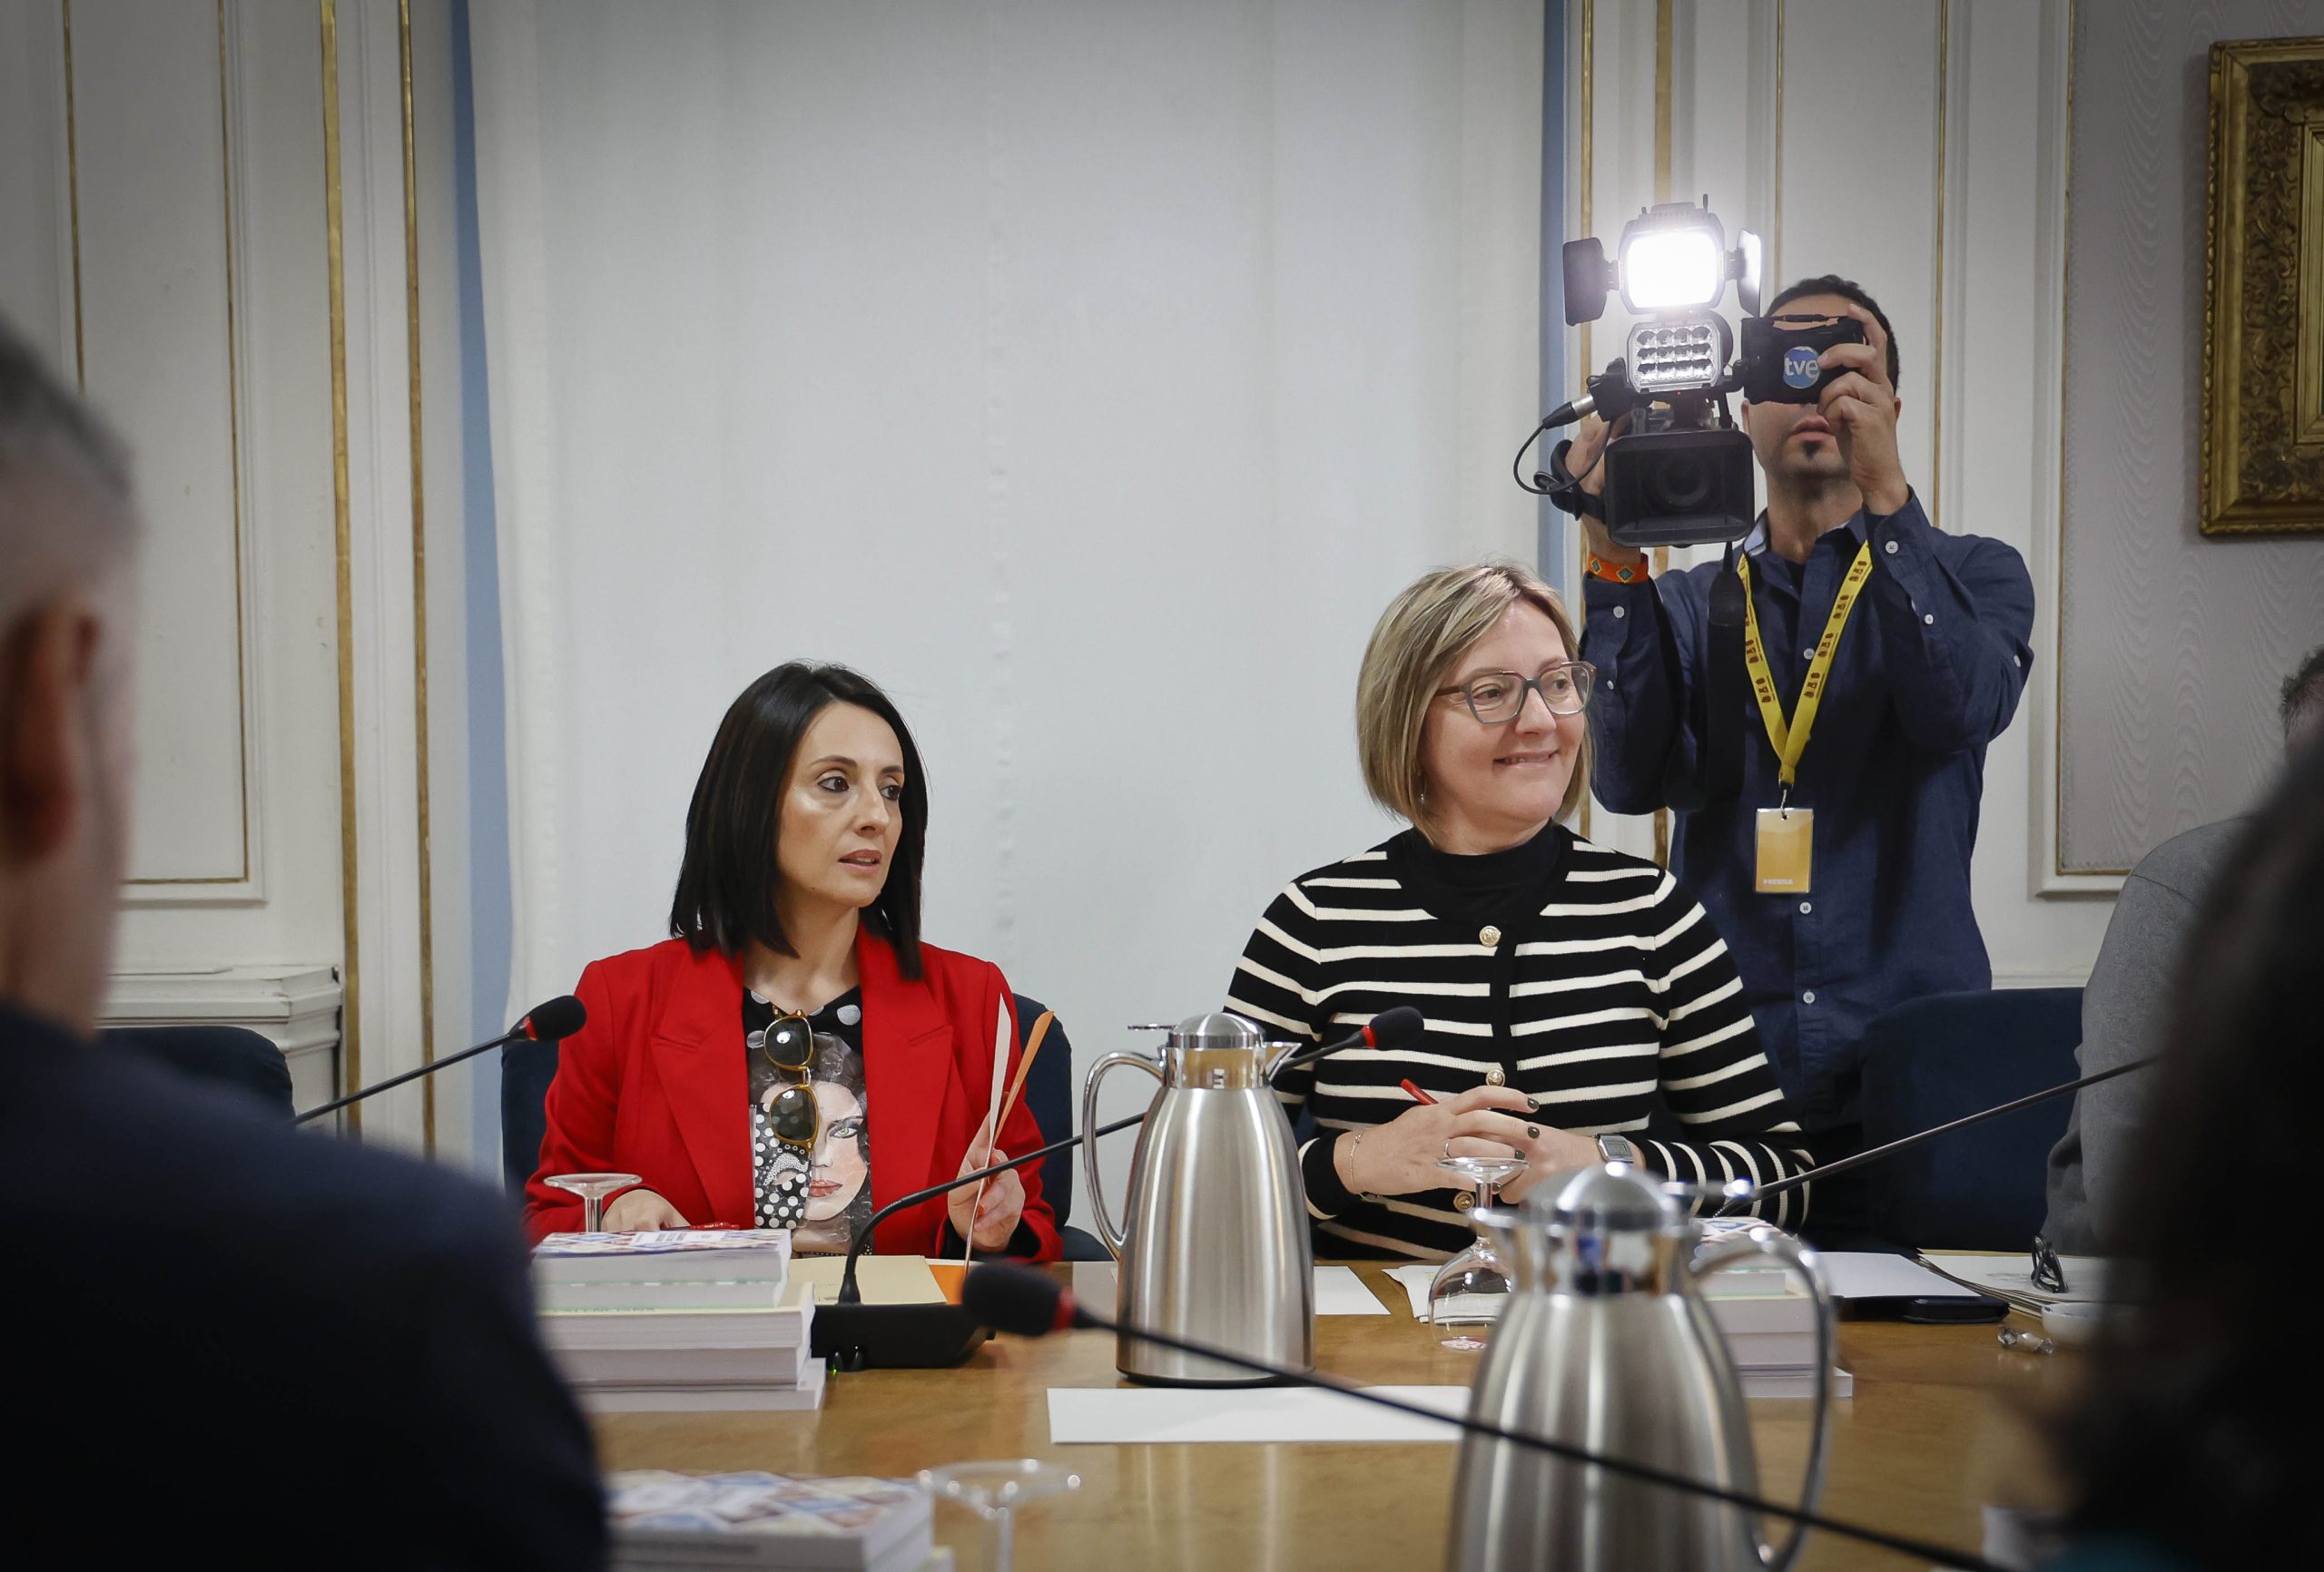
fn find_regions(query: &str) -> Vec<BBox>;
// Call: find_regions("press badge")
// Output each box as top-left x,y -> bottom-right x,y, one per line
1755,808 -> 1813,893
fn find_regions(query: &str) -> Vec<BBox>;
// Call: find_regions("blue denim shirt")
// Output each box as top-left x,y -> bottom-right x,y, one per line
1578,493 -> 2036,1129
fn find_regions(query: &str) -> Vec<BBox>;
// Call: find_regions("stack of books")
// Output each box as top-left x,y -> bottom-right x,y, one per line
1695,1219 -> 1853,1399
606,1471 -> 940,1571
534,1230 -> 825,1412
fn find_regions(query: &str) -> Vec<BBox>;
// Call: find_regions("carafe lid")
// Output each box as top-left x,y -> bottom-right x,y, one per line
1167,1012 -> 1270,1052
1538,1162 -> 1679,1233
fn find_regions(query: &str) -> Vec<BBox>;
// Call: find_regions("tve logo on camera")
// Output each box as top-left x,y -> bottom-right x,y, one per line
1781,345 -> 1822,389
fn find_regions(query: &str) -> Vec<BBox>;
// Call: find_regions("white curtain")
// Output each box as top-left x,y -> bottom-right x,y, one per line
468,0 -> 1543,1188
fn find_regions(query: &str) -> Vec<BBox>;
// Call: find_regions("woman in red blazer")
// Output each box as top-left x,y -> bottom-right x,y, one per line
524,663 -> 1059,1262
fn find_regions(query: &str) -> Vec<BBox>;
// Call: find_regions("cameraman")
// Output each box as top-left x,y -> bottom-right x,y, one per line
1562,276 -> 2035,1244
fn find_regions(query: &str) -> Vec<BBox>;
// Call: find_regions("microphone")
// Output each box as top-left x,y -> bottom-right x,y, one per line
812,1112 -> 1147,1372
1265,1005 -> 1424,1081
1723,1054 -> 2159,1212
292,996 -> 587,1126
964,1264 -> 2009,1572
1539,363 -> 1644,430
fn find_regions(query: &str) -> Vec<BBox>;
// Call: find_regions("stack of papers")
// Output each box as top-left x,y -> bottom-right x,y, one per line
1915,1252 -> 2115,1313
536,1231 -> 825,1412
606,1471 -> 934,1570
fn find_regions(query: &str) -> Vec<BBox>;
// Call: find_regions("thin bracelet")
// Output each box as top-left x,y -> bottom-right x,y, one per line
1343,1127 -> 1385,1203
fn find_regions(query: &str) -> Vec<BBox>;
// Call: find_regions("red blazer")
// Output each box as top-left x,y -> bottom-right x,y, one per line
523,930 -> 1060,1261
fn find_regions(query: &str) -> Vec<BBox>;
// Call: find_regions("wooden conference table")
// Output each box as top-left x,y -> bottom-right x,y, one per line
595,1263 -> 2075,1570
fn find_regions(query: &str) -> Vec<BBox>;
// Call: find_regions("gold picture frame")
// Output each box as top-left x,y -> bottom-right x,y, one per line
2201,36 -> 2324,536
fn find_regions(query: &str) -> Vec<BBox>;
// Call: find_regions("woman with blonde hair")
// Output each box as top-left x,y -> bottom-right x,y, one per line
1226,561 -> 1811,1259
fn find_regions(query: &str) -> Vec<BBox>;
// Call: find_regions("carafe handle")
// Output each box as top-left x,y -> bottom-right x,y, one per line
1688,1229 -> 1835,1572
1079,1051 -> 1164,1261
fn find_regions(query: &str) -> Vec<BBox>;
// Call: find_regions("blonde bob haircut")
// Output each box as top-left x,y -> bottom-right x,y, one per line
1356,559 -> 1591,835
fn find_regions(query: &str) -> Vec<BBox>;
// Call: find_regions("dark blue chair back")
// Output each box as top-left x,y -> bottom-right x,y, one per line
107,1025 -> 294,1123
1857,987 -> 2083,1251
1014,996 -> 1112,1260
501,1036 -> 559,1196
1013,996 -> 1076,1228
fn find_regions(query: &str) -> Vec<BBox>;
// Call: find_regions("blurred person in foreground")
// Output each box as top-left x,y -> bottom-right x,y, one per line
0,317 -> 604,1568
2042,734 -> 2323,1570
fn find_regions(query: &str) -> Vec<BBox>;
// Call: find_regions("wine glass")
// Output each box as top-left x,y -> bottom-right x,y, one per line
917,1459 -> 1081,1572
543,1172 -> 642,1233
1427,1153 -> 1528,1350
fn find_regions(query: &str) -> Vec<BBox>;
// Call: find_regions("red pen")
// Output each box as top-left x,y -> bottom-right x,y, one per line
1399,1078 -> 1438,1105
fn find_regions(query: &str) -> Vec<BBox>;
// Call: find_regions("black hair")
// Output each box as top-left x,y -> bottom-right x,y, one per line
1764,274 -> 1902,393
2048,737 -> 2324,1564
669,663 -> 927,979
2280,645 -> 2324,739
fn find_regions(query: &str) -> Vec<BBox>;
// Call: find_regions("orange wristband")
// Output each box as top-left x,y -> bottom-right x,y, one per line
1588,554 -> 1649,585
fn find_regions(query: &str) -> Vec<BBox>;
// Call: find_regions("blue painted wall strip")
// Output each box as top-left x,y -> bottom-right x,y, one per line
1538,0 -> 1568,594
450,0 -> 516,1174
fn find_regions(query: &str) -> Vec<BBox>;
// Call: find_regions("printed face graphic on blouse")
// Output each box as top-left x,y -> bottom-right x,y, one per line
797,1080 -> 867,1223
748,997 -> 875,1253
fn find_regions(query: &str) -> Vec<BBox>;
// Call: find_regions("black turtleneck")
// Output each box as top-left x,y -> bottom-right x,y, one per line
1384,819 -> 1570,928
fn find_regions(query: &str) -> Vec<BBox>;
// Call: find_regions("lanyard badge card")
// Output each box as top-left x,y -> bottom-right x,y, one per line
1756,803 -> 1813,892
1739,547 -> 1875,896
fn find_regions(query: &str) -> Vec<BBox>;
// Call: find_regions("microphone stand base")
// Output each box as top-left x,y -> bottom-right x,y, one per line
812,1302 -> 993,1371
1118,1370 -> 1302,1389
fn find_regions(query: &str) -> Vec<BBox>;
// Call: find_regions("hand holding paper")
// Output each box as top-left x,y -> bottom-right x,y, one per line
947,1118 -> 1026,1252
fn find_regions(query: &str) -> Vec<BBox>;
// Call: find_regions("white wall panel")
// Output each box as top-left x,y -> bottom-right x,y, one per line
0,3 -> 70,362
31,1 -> 255,887
5,1 -> 480,1160
472,0 -> 1546,1205
2055,0 -> 2324,875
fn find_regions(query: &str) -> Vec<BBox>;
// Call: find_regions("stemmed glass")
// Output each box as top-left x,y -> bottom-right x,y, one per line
917,1459 -> 1081,1572
1427,1153 -> 1528,1350
543,1172 -> 642,1233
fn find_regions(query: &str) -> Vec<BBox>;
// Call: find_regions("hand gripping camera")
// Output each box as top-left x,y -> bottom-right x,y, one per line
1522,199 -> 1866,549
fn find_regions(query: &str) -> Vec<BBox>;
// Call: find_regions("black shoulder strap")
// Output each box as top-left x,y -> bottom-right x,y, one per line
1701,543 -> 1748,801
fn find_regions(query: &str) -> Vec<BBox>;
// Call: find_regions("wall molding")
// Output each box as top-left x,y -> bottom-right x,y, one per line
2027,0 -> 2123,897
118,0 -> 271,908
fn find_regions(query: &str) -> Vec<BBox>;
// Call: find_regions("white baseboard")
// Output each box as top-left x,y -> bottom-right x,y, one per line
1993,970 -> 2089,990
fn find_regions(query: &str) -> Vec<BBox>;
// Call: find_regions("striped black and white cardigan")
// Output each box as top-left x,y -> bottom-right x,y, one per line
1227,827 -> 1813,1260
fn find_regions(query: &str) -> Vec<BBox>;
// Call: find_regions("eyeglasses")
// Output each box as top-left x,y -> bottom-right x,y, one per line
2030,1234 -> 2068,1294
1435,661 -> 1598,724
753,1013 -> 821,1152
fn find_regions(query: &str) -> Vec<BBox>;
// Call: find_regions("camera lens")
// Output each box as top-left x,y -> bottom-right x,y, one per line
1648,451 -> 1711,512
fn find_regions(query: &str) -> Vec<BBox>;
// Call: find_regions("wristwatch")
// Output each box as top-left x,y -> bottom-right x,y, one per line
1596,1134 -> 1639,1165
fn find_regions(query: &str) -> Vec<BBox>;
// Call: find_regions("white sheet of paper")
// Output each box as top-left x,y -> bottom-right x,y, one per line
1385,1263 -> 1442,1319
1102,1264 -> 1393,1315
1816,1252 -> 1983,1301
1048,1385 -> 1468,1444
1313,1264 -> 1393,1315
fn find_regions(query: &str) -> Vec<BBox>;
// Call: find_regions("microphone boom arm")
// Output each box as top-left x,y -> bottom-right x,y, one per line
293,1028 -> 517,1125
1728,1055 -> 2159,1211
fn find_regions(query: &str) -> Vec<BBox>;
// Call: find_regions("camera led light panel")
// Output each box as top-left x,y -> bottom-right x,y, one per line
1618,227 -> 1725,313
1627,318 -> 1728,394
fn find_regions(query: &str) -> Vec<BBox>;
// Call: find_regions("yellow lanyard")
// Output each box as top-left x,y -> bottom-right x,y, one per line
1738,545 -> 1876,791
